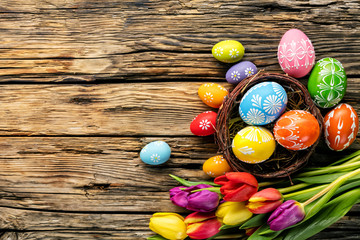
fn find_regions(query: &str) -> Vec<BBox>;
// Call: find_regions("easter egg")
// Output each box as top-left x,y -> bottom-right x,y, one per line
226,61 -> 258,84
277,29 -> 315,78
140,141 -> 171,165
232,126 -> 276,164
198,83 -> 228,108
308,58 -> 347,108
239,82 -> 287,125
273,110 -> 320,150
212,40 -> 245,63
324,103 -> 359,151
203,155 -> 232,178
190,111 -> 217,136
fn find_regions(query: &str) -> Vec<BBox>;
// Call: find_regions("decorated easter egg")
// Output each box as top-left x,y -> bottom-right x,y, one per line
212,40 -> 245,63
324,103 -> 359,151
277,29 -> 315,78
190,111 -> 217,136
226,61 -> 258,84
198,83 -> 228,108
308,58 -> 347,108
273,110 -> 320,150
140,141 -> 171,165
203,155 -> 232,178
232,126 -> 276,164
239,82 -> 287,125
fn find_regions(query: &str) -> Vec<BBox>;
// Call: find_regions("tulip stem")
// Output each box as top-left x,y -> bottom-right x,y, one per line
258,180 -> 283,188
303,168 -> 360,206
191,187 -> 221,194
278,183 -> 309,194
283,184 -> 327,199
297,156 -> 360,178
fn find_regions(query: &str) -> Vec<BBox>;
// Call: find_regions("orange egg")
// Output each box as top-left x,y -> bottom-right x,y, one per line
198,83 -> 228,108
203,155 -> 232,178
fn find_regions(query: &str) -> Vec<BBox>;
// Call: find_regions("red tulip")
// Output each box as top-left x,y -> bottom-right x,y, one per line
184,212 -> 221,239
247,188 -> 283,214
214,172 -> 258,202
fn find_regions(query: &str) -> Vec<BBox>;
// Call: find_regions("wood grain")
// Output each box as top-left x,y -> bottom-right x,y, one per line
0,0 -> 358,82
0,82 -> 358,136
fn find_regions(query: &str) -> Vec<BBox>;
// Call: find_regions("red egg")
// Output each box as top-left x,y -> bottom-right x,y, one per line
324,103 -> 359,151
190,111 -> 217,136
273,110 -> 320,150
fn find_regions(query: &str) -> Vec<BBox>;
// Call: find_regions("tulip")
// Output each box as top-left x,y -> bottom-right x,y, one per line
247,188 -> 283,214
184,212 -> 221,239
215,201 -> 253,226
214,172 -> 258,202
245,227 -> 259,236
170,184 -> 219,212
267,200 -> 305,231
149,212 -> 187,240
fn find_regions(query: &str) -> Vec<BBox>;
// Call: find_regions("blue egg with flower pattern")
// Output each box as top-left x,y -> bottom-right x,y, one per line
239,82 -> 287,125
140,141 -> 171,165
226,61 -> 257,84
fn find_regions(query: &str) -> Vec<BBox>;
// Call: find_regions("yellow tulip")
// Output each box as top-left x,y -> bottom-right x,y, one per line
215,201 -> 253,226
149,212 -> 188,240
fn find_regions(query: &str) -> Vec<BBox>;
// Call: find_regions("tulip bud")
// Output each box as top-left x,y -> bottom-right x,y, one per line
247,188 -> 283,214
184,212 -> 221,240
215,201 -> 253,226
170,184 -> 219,212
267,200 -> 305,231
149,212 -> 187,240
214,172 -> 258,202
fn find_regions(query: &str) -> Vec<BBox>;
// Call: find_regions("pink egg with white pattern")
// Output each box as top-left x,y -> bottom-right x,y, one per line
277,29 -> 315,78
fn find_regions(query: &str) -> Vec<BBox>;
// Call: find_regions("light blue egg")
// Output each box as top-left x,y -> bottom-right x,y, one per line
140,141 -> 171,165
239,82 -> 287,125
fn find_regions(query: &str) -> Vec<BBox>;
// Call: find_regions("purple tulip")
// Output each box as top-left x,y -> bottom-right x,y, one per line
170,184 -> 219,212
267,200 -> 305,231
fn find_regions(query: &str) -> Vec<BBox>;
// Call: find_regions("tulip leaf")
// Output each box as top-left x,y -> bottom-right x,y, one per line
247,224 -> 283,240
329,149 -> 360,166
169,174 -> 220,187
280,188 -> 360,240
219,223 -> 242,230
147,234 -> 168,240
294,172 -> 360,184
239,213 -> 269,229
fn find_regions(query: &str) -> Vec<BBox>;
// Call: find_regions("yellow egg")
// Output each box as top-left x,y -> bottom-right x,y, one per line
212,40 -> 245,63
232,126 -> 276,164
198,83 -> 228,108
203,155 -> 232,178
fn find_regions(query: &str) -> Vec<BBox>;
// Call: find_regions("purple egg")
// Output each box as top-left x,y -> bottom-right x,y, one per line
225,61 -> 258,84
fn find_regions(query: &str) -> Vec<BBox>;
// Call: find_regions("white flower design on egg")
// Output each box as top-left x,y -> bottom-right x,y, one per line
231,71 -> 241,81
150,154 -> 161,163
245,67 -> 255,77
199,119 -> 211,130
229,48 -> 239,58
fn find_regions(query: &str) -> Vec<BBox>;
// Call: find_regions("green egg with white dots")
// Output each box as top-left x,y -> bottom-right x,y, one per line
212,40 -> 245,63
307,58 -> 347,108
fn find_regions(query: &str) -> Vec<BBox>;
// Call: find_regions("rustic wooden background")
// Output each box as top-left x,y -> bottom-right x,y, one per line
0,0 -> 359,239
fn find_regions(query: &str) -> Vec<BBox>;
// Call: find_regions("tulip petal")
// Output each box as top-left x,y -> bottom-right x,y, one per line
222,185 -> 258,202
268,200 -> 305,231
216,202 -> 253,226
214,175 -> 228,185
247,200 -> 283,214
187,190 -> 219,212
225,172 -> 258,188
249,188 -> 282,202
184,212 -> 216,224
149,213 -> 187,240
170,190 -> 189,208
187,218 -> 221,239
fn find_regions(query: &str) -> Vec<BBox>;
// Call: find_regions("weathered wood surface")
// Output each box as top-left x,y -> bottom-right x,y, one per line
0,0 -> 359,239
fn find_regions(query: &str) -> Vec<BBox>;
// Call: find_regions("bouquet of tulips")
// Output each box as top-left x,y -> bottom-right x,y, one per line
148,150 -> 360,240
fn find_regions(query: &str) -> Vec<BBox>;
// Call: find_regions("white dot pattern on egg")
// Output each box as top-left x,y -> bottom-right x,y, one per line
239,82 -> 288,125
140,141 -> 171,165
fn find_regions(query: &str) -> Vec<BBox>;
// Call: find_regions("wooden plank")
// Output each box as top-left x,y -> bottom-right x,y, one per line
0,0 -> 359,81
0,82 -> 358,136
0,136 -> 358,213
0,208 -> 359,240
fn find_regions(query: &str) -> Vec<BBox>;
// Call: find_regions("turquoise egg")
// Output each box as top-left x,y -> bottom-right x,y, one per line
308,58 -> 347,108
140,141 -> 171,165
239,82 -> 287,125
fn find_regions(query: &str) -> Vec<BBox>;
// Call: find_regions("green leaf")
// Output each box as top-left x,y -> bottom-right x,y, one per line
247,224 -> 283,240
191,187 -> 221,194
240,214 -> 269,229
219,223 -> 242,230
294,172 -> 360,184
281,188 -> 360,240
329,150 -> 360,166
147,234 -> 168,240
169,174 -> 220,187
